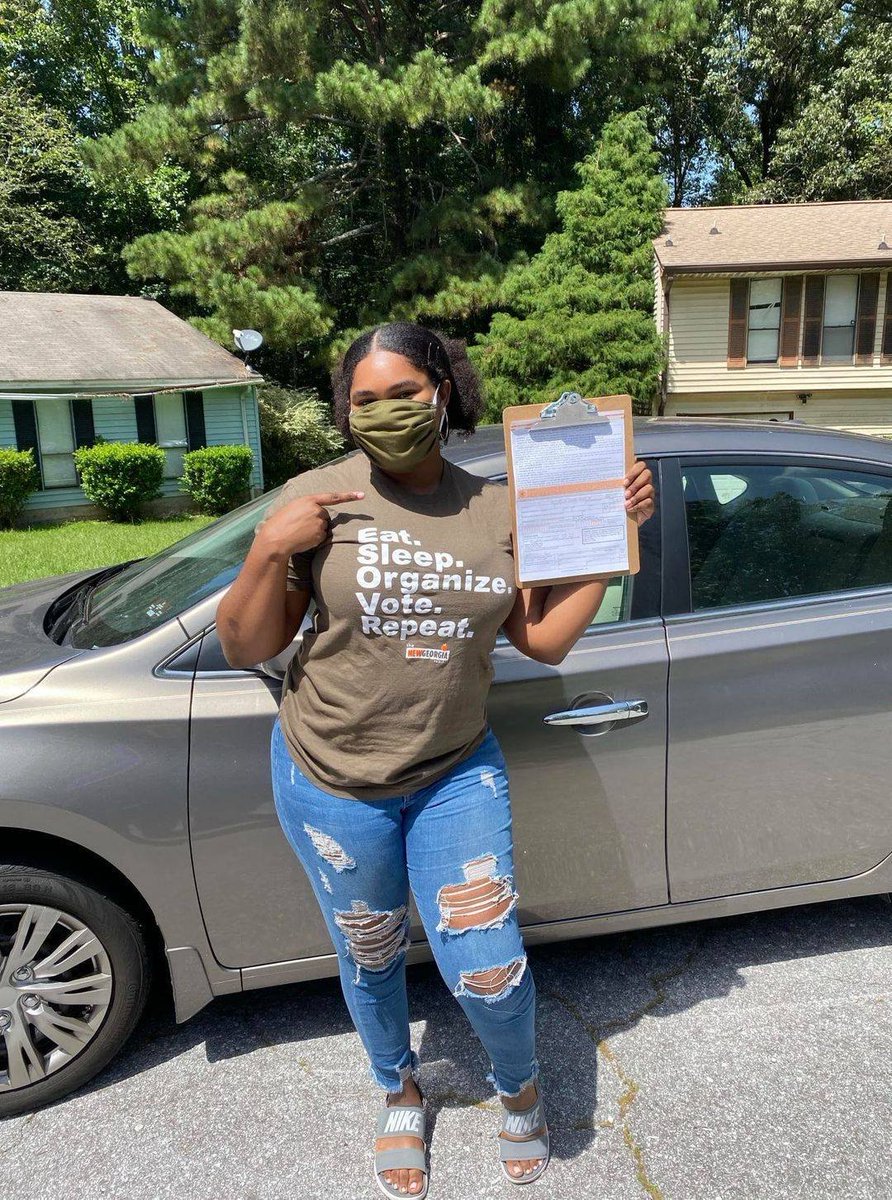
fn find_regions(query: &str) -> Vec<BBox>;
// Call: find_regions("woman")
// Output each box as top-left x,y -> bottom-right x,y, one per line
216,322 -> 655,1197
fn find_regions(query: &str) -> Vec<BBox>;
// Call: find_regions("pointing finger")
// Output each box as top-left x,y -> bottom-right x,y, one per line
307,491 -> 365,506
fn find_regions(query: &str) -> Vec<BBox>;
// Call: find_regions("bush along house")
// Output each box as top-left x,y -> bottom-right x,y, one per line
653,200 -> 892,433
0,292 -> 264,521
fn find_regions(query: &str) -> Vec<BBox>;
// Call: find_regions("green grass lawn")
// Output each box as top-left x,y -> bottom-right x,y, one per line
0,514 -> 216,588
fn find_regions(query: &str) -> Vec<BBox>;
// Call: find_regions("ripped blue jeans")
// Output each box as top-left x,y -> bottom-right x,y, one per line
270,715 -> 538,1098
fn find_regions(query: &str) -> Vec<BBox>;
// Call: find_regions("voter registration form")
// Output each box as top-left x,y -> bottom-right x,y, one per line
503,396 -> 639,587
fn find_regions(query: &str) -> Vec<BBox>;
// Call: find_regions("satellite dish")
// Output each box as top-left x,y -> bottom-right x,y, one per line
233,329 -> 264,352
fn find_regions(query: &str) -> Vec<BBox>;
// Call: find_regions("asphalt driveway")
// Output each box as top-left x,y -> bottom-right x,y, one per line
2,893 -> 890,1200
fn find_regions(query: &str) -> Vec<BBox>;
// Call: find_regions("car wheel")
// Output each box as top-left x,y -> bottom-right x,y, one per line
0,863 -> 152,1118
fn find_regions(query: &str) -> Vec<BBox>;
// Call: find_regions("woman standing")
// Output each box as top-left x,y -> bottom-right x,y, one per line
216,322 -> 655,1197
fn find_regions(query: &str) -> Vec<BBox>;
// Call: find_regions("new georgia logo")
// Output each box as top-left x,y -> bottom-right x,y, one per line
405,643 -> 451,663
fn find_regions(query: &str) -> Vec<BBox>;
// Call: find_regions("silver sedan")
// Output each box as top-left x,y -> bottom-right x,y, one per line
2,416 -> 892,1117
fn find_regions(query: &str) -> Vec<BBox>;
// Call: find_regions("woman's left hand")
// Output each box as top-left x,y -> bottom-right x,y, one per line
624,460 -> 656,526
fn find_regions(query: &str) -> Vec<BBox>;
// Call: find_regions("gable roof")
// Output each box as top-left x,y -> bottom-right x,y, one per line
0,292 -> 259,389
654,200 -> 892,275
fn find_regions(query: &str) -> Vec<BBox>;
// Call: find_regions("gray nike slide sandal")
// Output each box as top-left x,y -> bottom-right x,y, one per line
374,1090 -> 429,1199
497,1090 -> 550,1184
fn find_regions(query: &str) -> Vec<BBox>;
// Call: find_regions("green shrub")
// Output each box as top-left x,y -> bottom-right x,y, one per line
73,441 -> 165,521
0,447 -> 40,530
180,444 -> 253,514
258,386 -> 345,488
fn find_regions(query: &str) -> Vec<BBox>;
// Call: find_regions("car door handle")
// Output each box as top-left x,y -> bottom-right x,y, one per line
543,699 -> 648,727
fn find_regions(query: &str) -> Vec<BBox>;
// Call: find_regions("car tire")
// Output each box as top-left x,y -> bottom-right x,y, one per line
0,863 -> 152,1118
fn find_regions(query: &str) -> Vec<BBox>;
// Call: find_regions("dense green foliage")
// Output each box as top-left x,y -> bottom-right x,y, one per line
259,387 -> 346,488
0,449 -> 41,530
471,111 -> 666,416
652,0 -> 892,204
2,0 -> 889,417
180,444 -> 254,513
0,0 -> 188,292
72,441 -> 165,520
81,0 -> 696,372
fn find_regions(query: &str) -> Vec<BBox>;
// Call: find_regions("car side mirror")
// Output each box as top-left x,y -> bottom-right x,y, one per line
255,605 -> 314,679
254,632 -> 304,681
197,625 -> 303,678
256,657 -> 287,681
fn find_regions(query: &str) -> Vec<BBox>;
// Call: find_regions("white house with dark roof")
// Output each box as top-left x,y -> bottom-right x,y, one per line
0,292 -> 265,522
652,200 -> 892,434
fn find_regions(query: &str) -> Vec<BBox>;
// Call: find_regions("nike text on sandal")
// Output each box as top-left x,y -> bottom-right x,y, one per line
374,1091 -> 430,1198
497,1090 -> 550,1185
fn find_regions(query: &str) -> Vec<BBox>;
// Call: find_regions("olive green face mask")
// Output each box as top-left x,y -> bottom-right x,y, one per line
348,388 -> 443,473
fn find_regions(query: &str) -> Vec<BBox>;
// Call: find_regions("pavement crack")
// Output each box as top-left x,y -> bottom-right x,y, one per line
543,933 -> 706,1199
427,1087 -> 497,1111
0,1111 -> 38,1155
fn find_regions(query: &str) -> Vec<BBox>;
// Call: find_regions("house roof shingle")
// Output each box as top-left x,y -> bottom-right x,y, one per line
654,200 -> 892,275
0,292 -> 258,388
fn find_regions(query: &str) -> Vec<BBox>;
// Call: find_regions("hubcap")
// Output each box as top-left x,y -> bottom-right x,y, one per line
0,905 -> 113,1092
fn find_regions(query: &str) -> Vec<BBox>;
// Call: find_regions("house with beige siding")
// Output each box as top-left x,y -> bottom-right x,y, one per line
653,201 -> 892,435
0,292 -> 265,523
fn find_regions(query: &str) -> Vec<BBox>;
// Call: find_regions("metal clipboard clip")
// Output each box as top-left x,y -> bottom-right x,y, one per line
529,390 -> 611,438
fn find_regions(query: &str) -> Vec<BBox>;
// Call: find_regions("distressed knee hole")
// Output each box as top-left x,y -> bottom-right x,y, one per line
303,823 -> 356,871
334,900 -> 410,972
454,954 -> 527,1002
436,852 -> 518,934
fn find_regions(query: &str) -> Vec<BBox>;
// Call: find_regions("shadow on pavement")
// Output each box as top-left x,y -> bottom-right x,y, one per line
56,890 -> 892,1166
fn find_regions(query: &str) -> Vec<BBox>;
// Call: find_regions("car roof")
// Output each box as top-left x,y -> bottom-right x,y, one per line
444,416 -> 892,469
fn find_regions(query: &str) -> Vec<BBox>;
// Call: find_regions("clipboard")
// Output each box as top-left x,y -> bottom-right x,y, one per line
502,391 -> 640,589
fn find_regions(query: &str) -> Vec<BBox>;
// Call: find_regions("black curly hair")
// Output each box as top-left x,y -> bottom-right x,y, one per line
330,321 -> 484,443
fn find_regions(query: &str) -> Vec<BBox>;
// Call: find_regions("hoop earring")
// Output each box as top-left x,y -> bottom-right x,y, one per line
439,407 -> 450,444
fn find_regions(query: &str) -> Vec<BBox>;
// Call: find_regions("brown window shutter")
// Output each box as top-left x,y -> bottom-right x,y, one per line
881,273 -> 892,365
779,276 -> 803,366
727,278 -> 748,368
801,276 -> 825,366
854,273 -> 880,364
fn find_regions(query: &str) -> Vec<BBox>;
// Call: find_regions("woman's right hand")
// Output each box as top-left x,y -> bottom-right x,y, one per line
257,490 -> 365,560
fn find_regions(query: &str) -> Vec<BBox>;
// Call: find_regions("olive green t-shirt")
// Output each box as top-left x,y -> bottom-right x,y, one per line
253,449 -> 517,800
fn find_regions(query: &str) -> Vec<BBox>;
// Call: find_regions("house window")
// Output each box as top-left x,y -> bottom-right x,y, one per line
154,394 -> 189,477
12,397 -> 95,489
821,274 -> 859,360
135,392 -> 207,476
746,278 -> 782,362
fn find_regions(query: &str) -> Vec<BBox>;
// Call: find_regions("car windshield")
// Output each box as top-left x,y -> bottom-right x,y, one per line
59,489 -> 279,648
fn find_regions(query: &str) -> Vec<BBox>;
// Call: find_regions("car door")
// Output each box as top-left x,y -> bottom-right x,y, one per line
484,456 -> 669,923
188,457 -> 668,971
187,625 -> 336,973
664,453 -> 892,903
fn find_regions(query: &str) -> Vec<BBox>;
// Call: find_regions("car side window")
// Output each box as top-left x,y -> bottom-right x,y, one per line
593,575 -> 630,623
683,460 -> 892,610
682,471 -> 748,505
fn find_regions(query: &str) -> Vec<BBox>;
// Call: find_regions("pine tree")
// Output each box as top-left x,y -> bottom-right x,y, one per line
83,1 -> 698,381
470,111 -> 666,419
